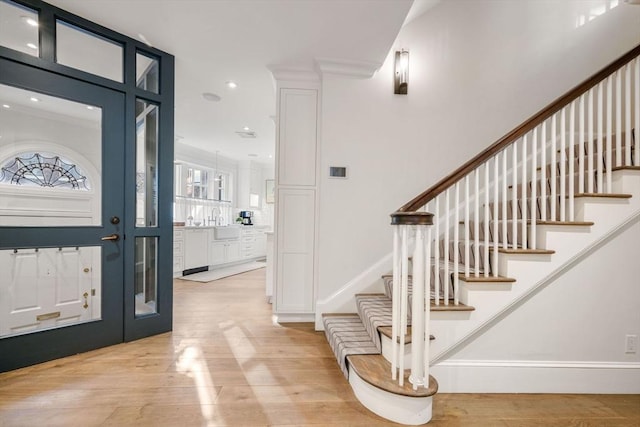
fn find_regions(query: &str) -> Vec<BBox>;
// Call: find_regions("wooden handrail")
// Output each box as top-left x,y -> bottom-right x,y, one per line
397,42 -> 640,213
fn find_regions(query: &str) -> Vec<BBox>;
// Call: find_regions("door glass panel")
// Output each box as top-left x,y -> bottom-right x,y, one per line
0,0 -> 39,57
136,52 -> 159,94
0,83 -> 102,226
135,237 -> 157,317
0,246 -> 102,338
56,20 -> 124,83
135,99 -> 158,227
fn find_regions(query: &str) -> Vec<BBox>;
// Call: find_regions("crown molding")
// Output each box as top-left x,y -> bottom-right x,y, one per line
315,57 -> 382,79
267,64 -> 321,83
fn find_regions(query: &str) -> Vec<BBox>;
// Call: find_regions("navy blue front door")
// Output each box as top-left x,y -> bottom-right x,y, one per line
0,58 -> 126,371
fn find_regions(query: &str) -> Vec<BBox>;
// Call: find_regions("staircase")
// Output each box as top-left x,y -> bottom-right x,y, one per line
321,45 -> 640,424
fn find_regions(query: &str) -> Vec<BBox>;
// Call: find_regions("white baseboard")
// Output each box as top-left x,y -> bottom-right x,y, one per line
274,313 -> 315,323
432,359 -> 640,393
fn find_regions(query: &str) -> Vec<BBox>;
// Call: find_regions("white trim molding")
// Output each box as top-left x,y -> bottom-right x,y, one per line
315,57 -> 382,79
432,359 -> 640,393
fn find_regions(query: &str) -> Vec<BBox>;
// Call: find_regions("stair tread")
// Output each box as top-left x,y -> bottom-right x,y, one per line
347,354 -> 438,398
574,193 -> 632,198
323,314 -> 380,379
458,274 -> 515,283
535,220 -> 594,226
431,301 -> 475,311
358,293 -> 475,312
377,325 -> 435,344
612,166 -> 640,172
497,248 -> 555,254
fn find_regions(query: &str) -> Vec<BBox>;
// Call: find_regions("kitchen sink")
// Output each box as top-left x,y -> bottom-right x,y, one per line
213,226 -> 240,240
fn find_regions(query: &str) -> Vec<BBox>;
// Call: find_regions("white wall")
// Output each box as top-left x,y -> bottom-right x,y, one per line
317,0 -> 640,301
433,216 -> 640,392
449,218 -> 640,363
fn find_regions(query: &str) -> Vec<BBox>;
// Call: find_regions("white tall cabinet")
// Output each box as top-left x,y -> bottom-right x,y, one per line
272,79 -> 320,322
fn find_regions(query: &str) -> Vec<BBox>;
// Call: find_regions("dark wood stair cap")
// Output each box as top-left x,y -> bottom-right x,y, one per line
347,354 -> 438,398
390,211 -> 433,226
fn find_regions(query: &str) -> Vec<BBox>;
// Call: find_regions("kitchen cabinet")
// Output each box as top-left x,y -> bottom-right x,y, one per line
173,227 -> 184,276
241,227 -> 267,259
184,228 -> 209,270
210,240 -> 241,266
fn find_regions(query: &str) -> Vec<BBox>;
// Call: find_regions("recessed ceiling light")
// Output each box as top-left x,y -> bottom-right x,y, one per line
30,97 -> 40,102
268,154 -> 273,159
2,104 -> 10,109
243,126 -> 250,131
202,92 -> 221,102
21,16 -> 38,27
26,43 -> 37,50
226,81 -> 238,89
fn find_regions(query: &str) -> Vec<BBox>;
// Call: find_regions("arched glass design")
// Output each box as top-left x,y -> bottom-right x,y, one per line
0,152 -> 89,190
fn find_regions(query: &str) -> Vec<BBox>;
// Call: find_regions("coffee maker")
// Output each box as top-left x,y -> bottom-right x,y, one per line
239,210 -> 253,225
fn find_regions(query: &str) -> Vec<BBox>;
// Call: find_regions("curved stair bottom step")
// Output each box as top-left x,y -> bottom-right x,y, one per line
347,354 -> 437,425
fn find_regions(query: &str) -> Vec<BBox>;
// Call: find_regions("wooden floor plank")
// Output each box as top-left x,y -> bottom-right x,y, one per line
0,268 -> 638,426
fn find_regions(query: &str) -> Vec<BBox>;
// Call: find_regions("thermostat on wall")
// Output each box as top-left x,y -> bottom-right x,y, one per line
329,166 -> 348,178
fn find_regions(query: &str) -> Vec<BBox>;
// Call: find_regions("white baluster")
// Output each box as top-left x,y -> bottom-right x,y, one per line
493,154 -> 499,276
560,108 -> 566,220
453,182 -> 460,305
625,63 -> 632,167
399,225 -> 409,386
579,95 -> 585,194
531,128 -> 538,249
484,162 -> 490,277
434,197 -> 440,305
410,226 -> 425,390
464,175 -> 470,277
541,122 -> 547,221
424,225 -> 432,387
512,143 -> 518,249
588,88 -> 594,193
607,75 -> 613,193
616,70 -> 622,168
551,114 -> 557,221
502,151 -> 508,250
391,225 -> 400,380
521,135 -> 528,249
597,82 -> 604,194
569,101 -> 575,220
444,189 -> 450,303
474,168 -> 480,275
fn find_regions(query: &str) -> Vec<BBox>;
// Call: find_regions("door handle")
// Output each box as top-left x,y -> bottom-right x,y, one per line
101,234 -> 120,241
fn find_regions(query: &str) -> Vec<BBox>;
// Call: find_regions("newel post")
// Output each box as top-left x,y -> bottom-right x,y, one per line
390,211 -> 433,389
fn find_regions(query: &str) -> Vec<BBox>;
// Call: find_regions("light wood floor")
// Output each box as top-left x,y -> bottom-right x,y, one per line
0,268 -> 638,426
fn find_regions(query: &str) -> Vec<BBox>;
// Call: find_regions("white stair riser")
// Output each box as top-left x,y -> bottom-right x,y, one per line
612,170 -> 640,194
381,332 -> 413,367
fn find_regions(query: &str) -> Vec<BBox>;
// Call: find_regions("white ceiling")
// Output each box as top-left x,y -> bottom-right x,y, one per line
44,0 -> 422,165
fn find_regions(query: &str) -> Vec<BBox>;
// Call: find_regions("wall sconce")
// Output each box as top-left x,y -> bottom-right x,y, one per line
394,49 -> 409,95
